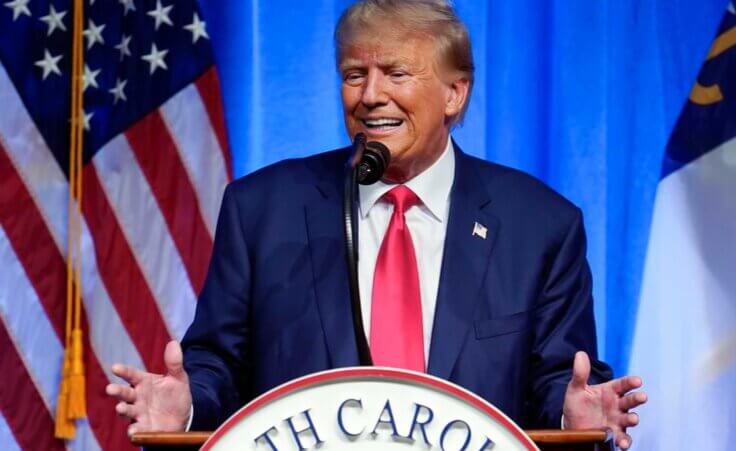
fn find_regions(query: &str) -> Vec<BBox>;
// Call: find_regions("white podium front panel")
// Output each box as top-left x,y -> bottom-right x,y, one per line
203,367 -> 538,451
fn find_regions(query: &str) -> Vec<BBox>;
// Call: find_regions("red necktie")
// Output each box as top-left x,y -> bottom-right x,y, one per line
370,185 -> 425,372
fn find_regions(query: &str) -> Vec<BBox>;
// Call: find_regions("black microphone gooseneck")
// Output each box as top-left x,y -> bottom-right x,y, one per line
343,134 -> 391,366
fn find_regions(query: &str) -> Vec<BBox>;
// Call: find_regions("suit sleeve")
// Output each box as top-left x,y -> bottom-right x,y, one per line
527,207 -> 613,428
181,184 -> 253,431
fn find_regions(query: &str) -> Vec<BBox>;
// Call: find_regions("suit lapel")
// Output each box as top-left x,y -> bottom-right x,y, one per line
428,149 -> 500,379
304,176 -> 361,369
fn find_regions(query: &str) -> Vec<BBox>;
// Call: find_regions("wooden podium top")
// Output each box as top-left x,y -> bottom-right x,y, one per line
131,429 -> 614,450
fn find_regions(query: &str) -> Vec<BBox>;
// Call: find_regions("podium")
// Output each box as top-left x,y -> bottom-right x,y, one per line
131,368 -> 615,450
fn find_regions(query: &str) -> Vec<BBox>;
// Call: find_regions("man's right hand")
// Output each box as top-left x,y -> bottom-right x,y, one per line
106,340 -> 193,436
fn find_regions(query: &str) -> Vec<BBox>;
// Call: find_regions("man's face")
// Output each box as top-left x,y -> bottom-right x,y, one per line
339,34 -> 467,182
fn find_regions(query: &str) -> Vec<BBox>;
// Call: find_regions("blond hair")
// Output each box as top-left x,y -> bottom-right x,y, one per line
335,0 -> 474,125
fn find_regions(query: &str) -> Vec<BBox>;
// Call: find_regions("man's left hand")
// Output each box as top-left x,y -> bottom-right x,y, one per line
563,351 -> 647,450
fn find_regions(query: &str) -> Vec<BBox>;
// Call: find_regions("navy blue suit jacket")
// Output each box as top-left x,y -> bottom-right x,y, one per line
181,145 -> 612,431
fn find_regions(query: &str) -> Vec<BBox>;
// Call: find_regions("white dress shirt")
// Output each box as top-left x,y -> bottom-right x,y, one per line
358,138 -> 455,363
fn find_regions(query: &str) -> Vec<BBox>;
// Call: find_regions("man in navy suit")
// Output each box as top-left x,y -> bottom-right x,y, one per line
107,1 -> 647,448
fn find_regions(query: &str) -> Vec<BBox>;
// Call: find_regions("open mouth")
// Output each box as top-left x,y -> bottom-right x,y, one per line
361,118 -> 404,131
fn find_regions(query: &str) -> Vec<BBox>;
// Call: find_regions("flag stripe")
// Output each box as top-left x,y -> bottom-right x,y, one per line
93,135 -> 197,340
0,142 -> 65,340
78,215 -> 146,380
125,111 -> 214,294
195,67 -> 233,181
0,319 -> 65,451
0,226 -> 63,411
66,419 -> 103,451
160,83 -> 229,237
0,64 -> 67,253
82,165 -> 172,374
0,411 -> 21,451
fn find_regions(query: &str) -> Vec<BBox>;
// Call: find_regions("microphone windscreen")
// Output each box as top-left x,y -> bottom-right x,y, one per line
357,141 -> 391,185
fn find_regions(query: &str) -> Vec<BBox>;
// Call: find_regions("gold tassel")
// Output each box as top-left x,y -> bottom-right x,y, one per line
54,349 -> 76,439
67,19 -> 87,415
66,329 -> 87,418
55,0 -> 85,438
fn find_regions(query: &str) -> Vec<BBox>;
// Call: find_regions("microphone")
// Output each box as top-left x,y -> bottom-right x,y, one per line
356,141 -> 391,185
343,134 -> 392,366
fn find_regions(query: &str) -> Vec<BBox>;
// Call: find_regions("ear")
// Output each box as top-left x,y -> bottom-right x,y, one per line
444,77 -> 470,118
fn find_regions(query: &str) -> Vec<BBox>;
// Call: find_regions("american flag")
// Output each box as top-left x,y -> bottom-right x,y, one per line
0,0 -> 231,449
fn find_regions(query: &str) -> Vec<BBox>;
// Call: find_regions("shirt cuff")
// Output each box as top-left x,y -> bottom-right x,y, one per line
561,414 -> 566,430
185,405 -> 194,431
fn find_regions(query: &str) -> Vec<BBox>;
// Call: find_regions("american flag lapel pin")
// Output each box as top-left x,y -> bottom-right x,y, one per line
472,221 -> 487,239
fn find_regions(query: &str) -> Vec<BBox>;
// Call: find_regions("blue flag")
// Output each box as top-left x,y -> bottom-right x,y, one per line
629,4 -> 736,450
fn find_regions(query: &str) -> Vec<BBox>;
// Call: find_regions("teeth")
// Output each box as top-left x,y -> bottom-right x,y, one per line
363,118 -> 402,127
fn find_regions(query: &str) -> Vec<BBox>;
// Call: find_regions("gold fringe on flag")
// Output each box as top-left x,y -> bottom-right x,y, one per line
54,347 -> 74,438
55,0 -> 86,439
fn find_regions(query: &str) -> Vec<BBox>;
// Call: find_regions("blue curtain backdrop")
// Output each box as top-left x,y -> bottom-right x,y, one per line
199,0 -> 725,375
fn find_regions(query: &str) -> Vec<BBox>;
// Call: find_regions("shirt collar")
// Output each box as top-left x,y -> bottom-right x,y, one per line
359,137 -> 455,222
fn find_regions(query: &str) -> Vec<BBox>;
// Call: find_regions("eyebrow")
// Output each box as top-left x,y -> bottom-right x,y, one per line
339,57 -> 412,73
338,59 -> 364,72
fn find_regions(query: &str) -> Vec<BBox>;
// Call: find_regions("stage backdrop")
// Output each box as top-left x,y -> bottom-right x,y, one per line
199,0 -> 725,376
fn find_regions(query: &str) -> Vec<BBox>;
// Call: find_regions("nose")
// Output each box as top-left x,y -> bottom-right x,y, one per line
360,70 -> 389,107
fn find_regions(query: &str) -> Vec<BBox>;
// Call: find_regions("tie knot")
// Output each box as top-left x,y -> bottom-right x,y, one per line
383,185 -> 420,215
